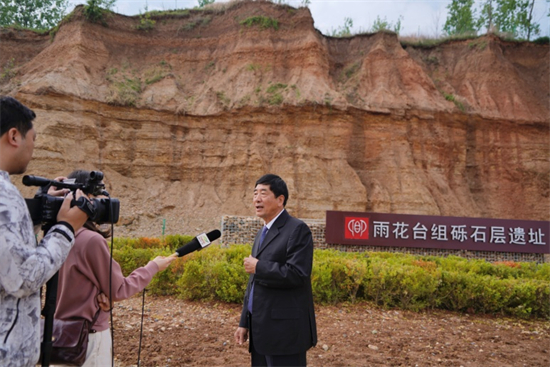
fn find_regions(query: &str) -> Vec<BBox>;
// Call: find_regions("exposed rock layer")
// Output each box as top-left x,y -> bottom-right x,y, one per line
1,1 -> 548,237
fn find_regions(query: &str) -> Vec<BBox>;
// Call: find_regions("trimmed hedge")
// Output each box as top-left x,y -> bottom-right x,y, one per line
111,236 -> 550,319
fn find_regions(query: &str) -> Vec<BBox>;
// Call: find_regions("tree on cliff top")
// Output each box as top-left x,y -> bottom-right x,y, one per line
0,0 -> 68,30
198,0 -> 215,7
445,0 -> 542,40
477,0 -> 540,40
83,0 -> 116,24
444,0 -> 478,36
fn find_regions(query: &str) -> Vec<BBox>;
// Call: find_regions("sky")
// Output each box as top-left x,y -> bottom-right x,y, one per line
67,0 -> 549,38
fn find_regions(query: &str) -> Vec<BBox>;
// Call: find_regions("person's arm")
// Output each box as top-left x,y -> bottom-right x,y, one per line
82,234 -> 175,302
0,187 -> 89,298
254,223 -> 314,289
0,204 -> 74,297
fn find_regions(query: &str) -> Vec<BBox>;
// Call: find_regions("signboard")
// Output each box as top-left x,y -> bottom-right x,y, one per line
325,211 -> 550,254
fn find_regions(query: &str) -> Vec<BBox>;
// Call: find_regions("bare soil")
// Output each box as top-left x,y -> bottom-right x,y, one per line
112,295 -> 549,367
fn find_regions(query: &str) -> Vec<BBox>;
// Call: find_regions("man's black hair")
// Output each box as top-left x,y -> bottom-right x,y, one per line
0,96 -> 36,137
256,174 -> 289,207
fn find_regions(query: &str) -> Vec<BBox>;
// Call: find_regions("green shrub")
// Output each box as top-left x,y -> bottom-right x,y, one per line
240,16 -> 279,30
110,236 -> 549,318
176,260 -> 210,300
164,234 -> 195,252
211,261 -> 248,303
84,0 -> 114,25
533,36 -> 549,45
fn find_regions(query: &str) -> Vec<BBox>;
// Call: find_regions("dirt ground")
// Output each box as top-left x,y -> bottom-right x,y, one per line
111,295 -> 549,367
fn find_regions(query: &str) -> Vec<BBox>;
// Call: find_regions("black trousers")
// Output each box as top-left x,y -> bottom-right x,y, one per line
248,312 -> 307,367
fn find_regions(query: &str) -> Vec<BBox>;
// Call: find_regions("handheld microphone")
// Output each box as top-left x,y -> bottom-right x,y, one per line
175,230 -> 221,257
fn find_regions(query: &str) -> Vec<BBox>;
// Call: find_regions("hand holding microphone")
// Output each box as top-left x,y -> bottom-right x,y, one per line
153,255 -> 177,271
171,229 -> 222,258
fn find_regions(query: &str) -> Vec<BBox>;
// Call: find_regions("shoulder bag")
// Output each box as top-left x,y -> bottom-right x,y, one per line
40,309 -> 101,366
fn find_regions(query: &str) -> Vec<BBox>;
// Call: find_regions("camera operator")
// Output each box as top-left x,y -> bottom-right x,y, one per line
51,170 -> 176,367
0,96 -> 88,367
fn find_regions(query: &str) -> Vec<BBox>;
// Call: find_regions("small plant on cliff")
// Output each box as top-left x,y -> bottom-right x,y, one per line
0,58 -> 16,82
216,91 -> 230,106
84,0 -> 115,25
137,7 -> 156,31
370,15 -> 403,34
341,62 -> 360,81
265,83 -> 287,105
144,62 -> 170,85
179,15 -> 211,32
240,16 -> 279,30
330,17 -> 353,37
443,92 -> 465,111
107,76 -> 142,107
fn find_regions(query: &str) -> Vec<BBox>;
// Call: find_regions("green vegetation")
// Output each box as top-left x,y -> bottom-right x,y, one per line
105,64 -> 142,106
533,36 -> 549,45
197,0 -> 215,7
443,92 -> 465,111
400,33 -> 483,49
147,9 -> 190,17
266,83 -> 287,105
204,61 -> 215,72
0,58 -> 16,82
179,15 -> 211,32
330,15 -> 402,37
216,91 -> 230,105
0,0 -> 69,30
144,61 -> 171,85
330,17 -> 353,37
444,0 -> 542,40
240,16 -> 279,30
370,15 -> 403,34
111,236 -> 550,319
84,0 -> 115,25
424,55 -> 439,66
444,0 -> 477,36
343,62 -> 360,80
112,76 -> 141,106
105,60 -> 171,105
468,39 -> 488,50
137,8 -> 156,31
246,64 -> 262,72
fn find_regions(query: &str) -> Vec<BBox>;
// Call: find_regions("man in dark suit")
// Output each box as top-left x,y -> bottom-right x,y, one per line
234,174 -> 317,367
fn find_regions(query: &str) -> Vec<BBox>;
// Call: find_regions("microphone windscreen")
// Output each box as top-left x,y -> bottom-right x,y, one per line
206,229 -> 221,242
175,238 -> 201,257
175,229 -> 221,257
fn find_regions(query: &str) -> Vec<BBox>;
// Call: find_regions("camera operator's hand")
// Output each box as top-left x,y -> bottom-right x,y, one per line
152,255 -> 177,272
56,190 -> 88,232
47,176 -> 70,197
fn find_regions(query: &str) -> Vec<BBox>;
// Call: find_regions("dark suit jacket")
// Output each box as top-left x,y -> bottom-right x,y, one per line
239,210 -> 317,356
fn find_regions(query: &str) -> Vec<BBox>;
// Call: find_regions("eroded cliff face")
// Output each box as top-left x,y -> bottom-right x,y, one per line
1,1 -> 548,237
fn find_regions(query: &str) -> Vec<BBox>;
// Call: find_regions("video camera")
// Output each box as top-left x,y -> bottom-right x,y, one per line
23,171 -> 120,227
